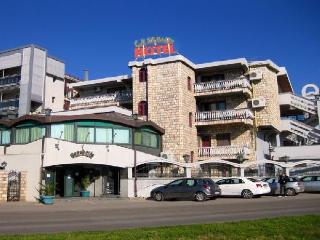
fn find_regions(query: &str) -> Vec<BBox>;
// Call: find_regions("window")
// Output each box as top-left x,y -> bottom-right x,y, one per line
51,123 -> 74,141
135,130 -> 159,148
189,112 -> 192,127
114,128 -> 130,144
302,176 -> 313,182
201,136 -> 211,147
0,130 -> 11,145
139,68 -> 147,82
200,101 -> 226,111
190,151 -> 194,163
15,126 -> 45,144
216,133 -> 231,146
187,76 -> 192,91
52,97 -> 55,103
138,101 -> 148,116
168,179 -> 184,186
231,179 -> 244,184
95,128 -> 113,143
201,74 -> 225,82
77,127 -> 94,143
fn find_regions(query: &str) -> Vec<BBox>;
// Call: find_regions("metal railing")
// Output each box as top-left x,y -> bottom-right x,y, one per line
194,78 -> 251,93
70,90 -> 132,106
195,109 -> 254,122
0,75 -> 21,86
0,99 -> 19,110
279,93 -> 316,114
198,145 -> 250,158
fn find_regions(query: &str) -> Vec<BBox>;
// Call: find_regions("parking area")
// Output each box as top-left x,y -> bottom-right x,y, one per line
0,193 -> 320,234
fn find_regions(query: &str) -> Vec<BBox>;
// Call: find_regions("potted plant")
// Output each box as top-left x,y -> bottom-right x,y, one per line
80,175 -> 91,197
39,182 -> 55,205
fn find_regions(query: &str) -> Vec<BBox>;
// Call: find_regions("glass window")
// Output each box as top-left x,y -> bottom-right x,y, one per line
168,179 -> 184,186
30,127 -> 45,142
1,130 -> 10,144
15,128 -> 30,144
77,127 -> 94,143
51,124 -> 64,139
64,123 -> 74,141
185,179 -> 195,187
134,131 -> 142,145
141,131 -> 158,148
96,128 -> 113,143
114,129 -> 130,144
302,176 -> 313,182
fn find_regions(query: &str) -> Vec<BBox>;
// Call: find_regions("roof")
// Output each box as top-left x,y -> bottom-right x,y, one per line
0,113 -> 165,134
128,54 -> 249,72
70,75 -> 131,88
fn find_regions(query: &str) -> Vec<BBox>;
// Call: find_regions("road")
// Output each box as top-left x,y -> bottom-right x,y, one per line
0,193 -> 320,234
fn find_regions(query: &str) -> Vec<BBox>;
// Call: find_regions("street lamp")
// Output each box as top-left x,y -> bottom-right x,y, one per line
0,161 -> 7,170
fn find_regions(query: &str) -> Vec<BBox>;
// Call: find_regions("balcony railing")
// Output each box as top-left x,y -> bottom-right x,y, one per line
0,99 -> 19,110
0,75 -> 21,87
198,145 -> 250,158
194,78 -> 251,94
195,109 -> 254,122
70,90 -> 132,109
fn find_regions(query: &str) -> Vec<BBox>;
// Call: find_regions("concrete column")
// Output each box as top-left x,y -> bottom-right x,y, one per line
285,167 -> 291,176
240,168 -> 245,177
127,167 -> 132,179
276,133 -> 281,147
185,167 -> 192,178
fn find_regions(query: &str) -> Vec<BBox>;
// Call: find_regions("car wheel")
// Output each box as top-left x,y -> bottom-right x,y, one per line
286,188 -> 296,196
154,192 -> 164,201
241,189 -> 253,199
195,192 -> 206,202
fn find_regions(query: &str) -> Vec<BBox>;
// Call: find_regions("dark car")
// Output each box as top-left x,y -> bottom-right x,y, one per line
150,178 -> 221,202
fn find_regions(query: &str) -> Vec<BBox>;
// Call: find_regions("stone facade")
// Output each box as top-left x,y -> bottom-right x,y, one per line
251,65 -> 281,130
0,171 -> 8,202
131,61 -> 198,162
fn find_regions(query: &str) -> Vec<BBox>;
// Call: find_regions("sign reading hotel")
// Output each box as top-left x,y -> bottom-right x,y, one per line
134,37 -> 176,59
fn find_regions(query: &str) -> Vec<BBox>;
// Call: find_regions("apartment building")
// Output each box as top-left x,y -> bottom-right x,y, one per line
0,45 -> 71,119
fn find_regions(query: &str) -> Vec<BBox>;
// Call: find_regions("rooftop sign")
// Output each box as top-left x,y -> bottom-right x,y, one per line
134,37 -> 176,59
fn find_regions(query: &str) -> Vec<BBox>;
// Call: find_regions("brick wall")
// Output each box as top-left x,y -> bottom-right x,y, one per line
0,171 -> 8,202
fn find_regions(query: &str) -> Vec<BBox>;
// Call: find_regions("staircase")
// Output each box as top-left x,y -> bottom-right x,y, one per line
281,119 -> 320,144
279,93 -> 317,115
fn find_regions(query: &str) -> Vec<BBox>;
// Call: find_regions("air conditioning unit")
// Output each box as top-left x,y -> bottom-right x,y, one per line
160,152 -> 174,160
94,86 -> 102,93
251,97 -> 266,108
249,71 -> 263,81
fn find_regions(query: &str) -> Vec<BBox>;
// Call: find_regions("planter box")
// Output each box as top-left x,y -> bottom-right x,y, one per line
80,191 -> 90,197
40,195 -> 54,205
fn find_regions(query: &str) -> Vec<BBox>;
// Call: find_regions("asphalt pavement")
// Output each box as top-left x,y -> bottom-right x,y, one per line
0,193 -> 320,234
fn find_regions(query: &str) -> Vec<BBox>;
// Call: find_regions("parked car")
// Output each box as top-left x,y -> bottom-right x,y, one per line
299,176 -> 320,192
150,178 -> 221,202
215,177 -> 270,199
261,177 -> 304,196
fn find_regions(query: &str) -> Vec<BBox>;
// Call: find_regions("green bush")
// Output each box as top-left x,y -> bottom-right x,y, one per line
81,175 -> 91,191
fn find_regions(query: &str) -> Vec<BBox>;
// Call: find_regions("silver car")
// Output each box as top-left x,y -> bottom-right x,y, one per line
300,176 -> 320,192
262,177 -> 304,196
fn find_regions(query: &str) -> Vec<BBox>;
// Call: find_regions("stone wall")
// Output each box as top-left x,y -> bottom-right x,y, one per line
131,61 -> 198,162
0,171 -> 8,202
198,124 -> 255,161
251,66 -> 281,130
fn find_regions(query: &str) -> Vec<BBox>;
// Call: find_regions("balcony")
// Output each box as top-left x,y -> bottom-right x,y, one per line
198,145 -> 251,160
195,109 -> 254,126
279,93 -> 316,115
69,90 -> 132,110
0,99 -> 19,110
194,78 -> 252,97
0,75 -> 21,89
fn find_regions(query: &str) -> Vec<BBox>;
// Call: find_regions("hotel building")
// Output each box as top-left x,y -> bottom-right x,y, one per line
0,44 -> 319,201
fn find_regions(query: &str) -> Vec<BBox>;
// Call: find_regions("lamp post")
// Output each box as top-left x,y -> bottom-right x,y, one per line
0,161 -> 7,170
132,113 -> 138,197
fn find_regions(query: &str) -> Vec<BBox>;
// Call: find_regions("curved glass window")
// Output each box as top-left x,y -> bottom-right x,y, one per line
51,123 -> 75,141
114,129 -> 130,144
134,130 -> 159,148
77,127 -> 94,143
15,126 -> 45,144
95,128 -> 113,143
0,130 -> 11,145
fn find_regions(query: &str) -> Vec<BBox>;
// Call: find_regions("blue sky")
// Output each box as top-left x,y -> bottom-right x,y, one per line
1,0 -> 319,92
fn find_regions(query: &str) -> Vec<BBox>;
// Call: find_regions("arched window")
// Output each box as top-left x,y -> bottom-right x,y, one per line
187,76 -> 192,91
138,101 -> 148,116
139,67 -> 148,82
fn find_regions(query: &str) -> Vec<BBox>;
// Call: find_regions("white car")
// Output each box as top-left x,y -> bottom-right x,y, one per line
215,177 -> 271,198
